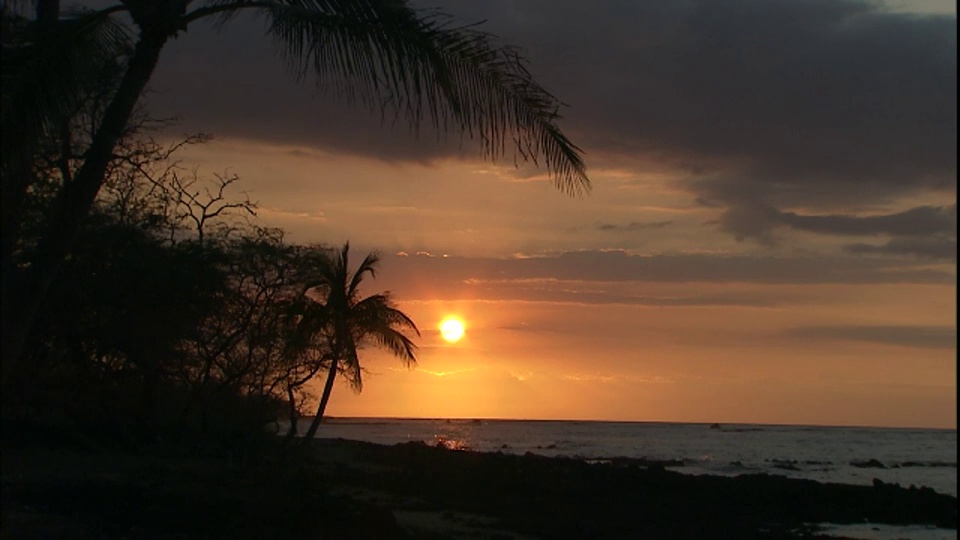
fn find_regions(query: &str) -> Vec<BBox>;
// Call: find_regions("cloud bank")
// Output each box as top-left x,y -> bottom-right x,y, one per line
147,0 -> 956,251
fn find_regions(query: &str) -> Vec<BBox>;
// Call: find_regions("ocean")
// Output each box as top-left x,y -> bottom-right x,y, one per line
297,418 -> 957,539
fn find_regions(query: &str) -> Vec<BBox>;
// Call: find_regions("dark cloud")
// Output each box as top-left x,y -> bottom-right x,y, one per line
145,14 -> 468,163
138,0 -> 956,254
452,284 -> 778,307
595,220 -> 673,232
145,1 -> 956,187
377,249 -> 954,289
440,0 -> 955,197
844,237 -> 958,260
702,201 -> 957,245
778,205 -> 957,237
783,325 -> 957,349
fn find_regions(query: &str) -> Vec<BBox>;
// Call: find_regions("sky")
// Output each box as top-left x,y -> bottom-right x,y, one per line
135,0 -> 954,428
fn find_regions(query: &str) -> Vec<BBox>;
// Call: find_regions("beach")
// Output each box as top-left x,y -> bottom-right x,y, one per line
2,437 -> 956,539
303,418 -> 959,498
3,2 -> 955,539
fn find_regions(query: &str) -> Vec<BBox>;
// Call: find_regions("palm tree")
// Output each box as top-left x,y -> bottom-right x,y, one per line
290,242 -> 418,442
1,0 -> 590,390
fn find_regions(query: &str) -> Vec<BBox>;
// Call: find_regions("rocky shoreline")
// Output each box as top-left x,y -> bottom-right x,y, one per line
2,437 -> 956,538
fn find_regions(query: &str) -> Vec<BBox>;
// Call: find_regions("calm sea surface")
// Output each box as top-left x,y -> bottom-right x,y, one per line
294,418 -> 957,539
304,418 -> 956,496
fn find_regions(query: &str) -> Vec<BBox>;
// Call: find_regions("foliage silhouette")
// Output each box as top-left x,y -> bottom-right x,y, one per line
6,118 -> 347,451
291,243 -> 419,442
1,0 -> 590,389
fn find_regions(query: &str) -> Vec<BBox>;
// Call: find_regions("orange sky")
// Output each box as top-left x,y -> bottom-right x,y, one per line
324,284 -> 954,428
144,0 -> 956,428
169,144 -> 956,429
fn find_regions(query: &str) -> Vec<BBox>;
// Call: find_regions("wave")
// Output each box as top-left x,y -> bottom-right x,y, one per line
897,460 -> 957,468
851,459 -> 958,469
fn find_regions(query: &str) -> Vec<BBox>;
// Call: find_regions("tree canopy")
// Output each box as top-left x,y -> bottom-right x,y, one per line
1,0 -> 590,390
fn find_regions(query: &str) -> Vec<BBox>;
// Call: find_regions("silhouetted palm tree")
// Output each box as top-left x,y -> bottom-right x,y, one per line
1,0 -> 589,389
291,243 -> 417,442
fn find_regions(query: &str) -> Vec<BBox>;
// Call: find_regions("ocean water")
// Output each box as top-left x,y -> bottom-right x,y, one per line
297,418 -> 957,539
305,418 -> 957,496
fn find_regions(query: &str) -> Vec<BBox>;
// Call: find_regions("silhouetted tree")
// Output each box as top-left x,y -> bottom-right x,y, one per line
2,1 -> 130,278
175,229 -> 321,436
1,0 -> 590,390
20,216 -> 227,441
8,112 -> 271,443
292,243 -> 418,442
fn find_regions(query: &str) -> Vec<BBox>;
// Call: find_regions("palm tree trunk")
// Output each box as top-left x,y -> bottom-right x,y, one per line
139,352 -> 160,438
1,31 -> 169,391
1,0 -> 64,359
1,0 -> 60,233
283,383 -> 298,442
301,356 -> 339,443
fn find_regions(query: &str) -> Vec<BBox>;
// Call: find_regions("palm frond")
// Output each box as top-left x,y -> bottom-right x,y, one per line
347,248 -> 379,301
351,294 -> 417,363
258,0 -> 589,195
367,324 -> 417,365
353,293 -> 419,334
340,347 -> 363,392
282,296 -> 330,354
307,243 -> 344,304
2,6 -> 131,151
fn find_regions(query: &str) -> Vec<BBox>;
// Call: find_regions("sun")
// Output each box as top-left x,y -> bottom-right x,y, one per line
439,318 -> 465,343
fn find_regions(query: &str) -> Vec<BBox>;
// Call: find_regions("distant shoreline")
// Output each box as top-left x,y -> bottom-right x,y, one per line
2,436 -> 956,538
314,415 -> 958,431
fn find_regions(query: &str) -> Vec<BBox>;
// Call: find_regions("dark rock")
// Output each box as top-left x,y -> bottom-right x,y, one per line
6,438 -> 956,539
900,461 -> 957,468
851,459 -> 886,469
607,456 -> 685,468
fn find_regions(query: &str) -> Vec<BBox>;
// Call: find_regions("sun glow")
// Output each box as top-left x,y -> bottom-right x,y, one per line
439,317 -> 465,343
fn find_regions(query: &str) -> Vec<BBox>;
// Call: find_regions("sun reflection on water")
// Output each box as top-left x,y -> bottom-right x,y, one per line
434,436 -> 469,450
430,421 -> 480,450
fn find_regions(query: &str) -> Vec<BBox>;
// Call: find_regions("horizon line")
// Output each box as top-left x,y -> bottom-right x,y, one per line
311,415 -> 957,431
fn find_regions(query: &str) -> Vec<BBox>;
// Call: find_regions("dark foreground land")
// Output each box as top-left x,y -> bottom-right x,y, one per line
2,437 -> 956,539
